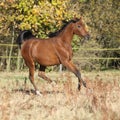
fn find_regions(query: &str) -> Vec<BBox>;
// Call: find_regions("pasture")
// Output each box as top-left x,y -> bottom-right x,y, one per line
0,70 -> 120,120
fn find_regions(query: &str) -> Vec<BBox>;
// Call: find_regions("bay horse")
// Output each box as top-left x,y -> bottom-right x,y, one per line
17,17 -> 90,95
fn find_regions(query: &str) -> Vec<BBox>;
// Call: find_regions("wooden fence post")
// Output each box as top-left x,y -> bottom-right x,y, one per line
6,25 -> 15,72
17,49 -> 21,71
59,64 -> 62,72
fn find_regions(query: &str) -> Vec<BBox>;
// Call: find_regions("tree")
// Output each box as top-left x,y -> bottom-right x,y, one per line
0,0 -> 75,70
0,0 -> 119,70
70,0 -> 120,69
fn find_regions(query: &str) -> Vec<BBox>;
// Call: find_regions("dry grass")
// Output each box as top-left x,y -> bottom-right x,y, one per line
0,70 -> 120,120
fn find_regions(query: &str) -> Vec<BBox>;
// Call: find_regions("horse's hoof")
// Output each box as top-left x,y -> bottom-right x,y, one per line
36,90 -> 42,96
78,84 -> 81,91
83,81 -> 87,88
51,81 -> 57,86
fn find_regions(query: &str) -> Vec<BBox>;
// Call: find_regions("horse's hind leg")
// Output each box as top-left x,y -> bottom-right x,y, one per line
25,59 -> 41,95
38,65 -> 52,83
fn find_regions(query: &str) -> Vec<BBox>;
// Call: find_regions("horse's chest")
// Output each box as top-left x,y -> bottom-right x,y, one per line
59,45 -> 73,60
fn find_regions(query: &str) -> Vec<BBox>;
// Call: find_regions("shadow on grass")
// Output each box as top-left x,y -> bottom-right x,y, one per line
12,88 -> 63,95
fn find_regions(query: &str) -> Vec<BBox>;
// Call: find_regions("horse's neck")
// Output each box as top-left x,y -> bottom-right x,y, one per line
60,23 -> 74,44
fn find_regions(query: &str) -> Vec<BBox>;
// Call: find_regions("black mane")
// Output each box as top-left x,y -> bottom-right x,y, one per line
48,19 -> 79,37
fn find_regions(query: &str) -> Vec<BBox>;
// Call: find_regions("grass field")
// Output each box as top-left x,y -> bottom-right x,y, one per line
0,70 -> 120,120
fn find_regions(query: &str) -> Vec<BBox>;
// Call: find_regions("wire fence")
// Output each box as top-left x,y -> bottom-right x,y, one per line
0,43 -> 120,60
0,43 -> 120,71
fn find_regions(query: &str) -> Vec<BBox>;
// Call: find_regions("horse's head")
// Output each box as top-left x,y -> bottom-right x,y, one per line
73,17 -> 90,40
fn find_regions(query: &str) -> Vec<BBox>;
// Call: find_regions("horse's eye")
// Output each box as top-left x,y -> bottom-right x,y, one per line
78,26 -> 81,28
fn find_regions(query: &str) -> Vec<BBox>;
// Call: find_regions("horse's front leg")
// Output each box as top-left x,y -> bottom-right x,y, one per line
38,65 -> 52,83
62,60 -> 86,90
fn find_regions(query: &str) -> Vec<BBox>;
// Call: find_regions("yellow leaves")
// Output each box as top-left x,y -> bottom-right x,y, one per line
19,22 -> 31,30
0,1 -> 8,9
0,17 -> 5,22
31,8 -> 39,15
31,5 -> 40,15
56,9 -> 62,17
0,0 -> 14,7
6,0 -> 14,3
51,0 -> 64,6
0,0 -> 73,37
16,15 -> 24,21
0,2 -> 4,7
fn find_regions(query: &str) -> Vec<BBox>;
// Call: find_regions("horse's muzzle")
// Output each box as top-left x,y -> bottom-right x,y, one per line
85,34 -> 90,40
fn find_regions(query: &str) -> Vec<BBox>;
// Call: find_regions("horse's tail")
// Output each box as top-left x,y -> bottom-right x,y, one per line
16,30 -> 34,48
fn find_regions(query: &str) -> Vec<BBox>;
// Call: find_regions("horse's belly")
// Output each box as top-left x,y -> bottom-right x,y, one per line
37,56 -> 60,66
33,51 -> 60,66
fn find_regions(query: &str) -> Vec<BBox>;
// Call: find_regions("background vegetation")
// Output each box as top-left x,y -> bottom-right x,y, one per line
0,0 -> 119,71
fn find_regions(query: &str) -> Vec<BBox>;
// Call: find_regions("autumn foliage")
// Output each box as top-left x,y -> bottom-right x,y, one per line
0,0 -> 119,71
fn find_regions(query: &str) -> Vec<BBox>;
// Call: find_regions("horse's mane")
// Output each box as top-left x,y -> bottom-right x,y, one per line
48,18 -> 80,37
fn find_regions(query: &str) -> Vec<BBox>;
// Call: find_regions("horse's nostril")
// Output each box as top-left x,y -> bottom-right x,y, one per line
85,34 -> 90,40
88,34 -> 90,38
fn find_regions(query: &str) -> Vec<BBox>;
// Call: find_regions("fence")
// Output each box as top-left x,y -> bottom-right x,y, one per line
0,43 -> 120,59
0,43 -> 120,71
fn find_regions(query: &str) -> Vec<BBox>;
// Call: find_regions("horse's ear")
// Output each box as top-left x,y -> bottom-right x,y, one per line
74,15 -> 78,21
62,20 -> 68,24
80,16 -> 82,20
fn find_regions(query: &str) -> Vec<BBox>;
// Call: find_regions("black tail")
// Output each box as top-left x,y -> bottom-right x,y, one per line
16,30 -> 34,48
